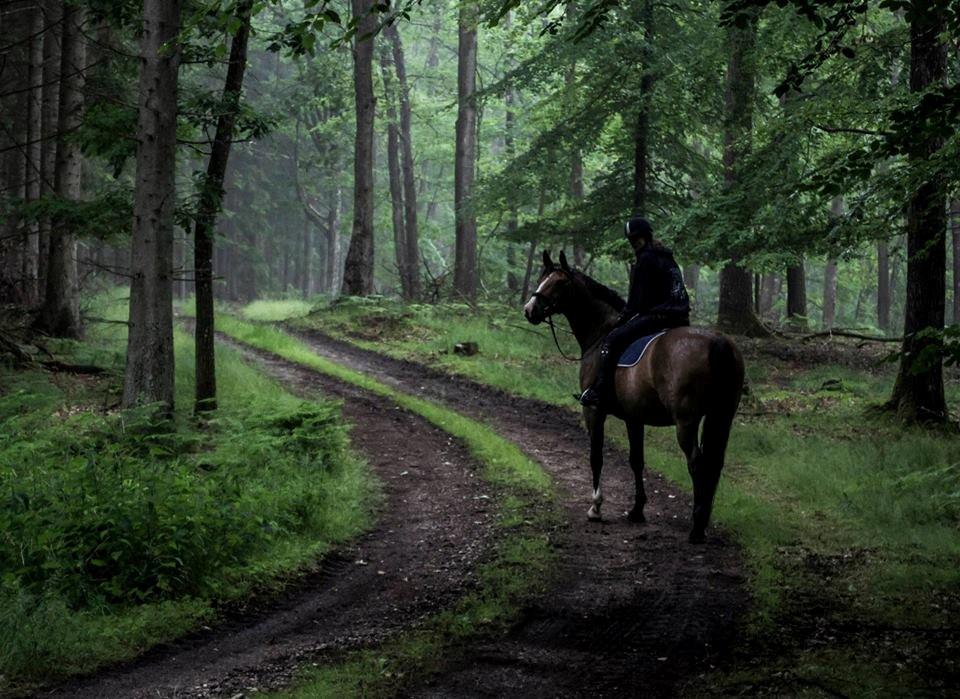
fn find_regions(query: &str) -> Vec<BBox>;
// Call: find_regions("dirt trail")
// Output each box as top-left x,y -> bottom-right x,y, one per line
42,339 -> 498,699
43,327 -> 747,698
286,328 -> 748,697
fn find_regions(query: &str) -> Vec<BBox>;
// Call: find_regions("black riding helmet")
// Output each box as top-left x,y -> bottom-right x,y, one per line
624,216 -> 653,242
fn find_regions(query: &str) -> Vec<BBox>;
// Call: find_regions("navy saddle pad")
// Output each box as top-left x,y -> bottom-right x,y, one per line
617,331 -> 667,367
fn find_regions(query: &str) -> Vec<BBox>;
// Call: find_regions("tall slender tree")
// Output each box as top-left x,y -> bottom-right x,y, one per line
877,239 -> 891,330
379,41 -> 409,297
194,0 -> 253,413
716,10 -> 767,336
23,2 -> 44,305
950,200 -> 959,324
385,22 -> 420,299
632,0 -> 654,216
34,0 -> 84,338
886,3 -> 949,422
785,262 -> 807,329
341,0 -> 377,295
453,0 -> 478,300
38,0 -> 61,295
822,259 -> 837,329
123,0 -> 182,410
0,0 -> 28,304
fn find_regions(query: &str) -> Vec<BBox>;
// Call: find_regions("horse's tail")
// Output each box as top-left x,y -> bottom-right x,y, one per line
701,334 -> 744,466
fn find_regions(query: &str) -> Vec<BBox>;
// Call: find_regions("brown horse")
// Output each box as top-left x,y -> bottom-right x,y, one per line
523,251 -> 744,543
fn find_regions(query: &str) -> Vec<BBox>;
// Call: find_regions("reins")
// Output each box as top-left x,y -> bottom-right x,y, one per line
546,315 -> 583,362
532,290 -> 583,362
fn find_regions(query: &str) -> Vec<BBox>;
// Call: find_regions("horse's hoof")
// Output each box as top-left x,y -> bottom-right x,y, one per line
688,530 -> 706,544
587,506 -> 602,521
627,509 -> 646,523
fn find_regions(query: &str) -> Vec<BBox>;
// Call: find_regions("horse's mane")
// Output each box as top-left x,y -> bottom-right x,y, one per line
571,269 -> 626,312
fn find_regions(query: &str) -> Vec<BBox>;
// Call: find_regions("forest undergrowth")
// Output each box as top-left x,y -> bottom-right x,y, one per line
0,294 -> 375,695
251,295 -> 960,696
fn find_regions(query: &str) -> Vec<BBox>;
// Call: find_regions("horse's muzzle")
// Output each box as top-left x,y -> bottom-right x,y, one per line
523,298 -> 543,325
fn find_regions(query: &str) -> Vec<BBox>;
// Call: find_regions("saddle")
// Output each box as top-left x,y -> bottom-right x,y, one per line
616,331 -> 667,367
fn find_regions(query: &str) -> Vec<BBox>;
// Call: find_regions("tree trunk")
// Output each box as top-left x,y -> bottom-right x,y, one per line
21,3 -> 44,305
453,0 -> 478,300
758,273 -> 777,320
341,0 -> 376,296
887,5 -> 948,423
684,264 -> 700,311
34,1 -> 84,337
521,240 -> 537,304
425,2 -> 441,71
504,11 -> 519,293
951,200 -> 960,324
785,262 -> 807,329
385,23 -> 420,300
1,0 -> 28,305
822,260 -> 838,330
632,0 -> 654,216
878,239 -> 891,330
327,185 -> 341,294
122,0 -> 182,411
38,0 -> 61,297
715,12 -> 767,337
379,42 -> 410,299
301,216 -> 312,297
193,0 -> 252,413
520,188 -> 547,303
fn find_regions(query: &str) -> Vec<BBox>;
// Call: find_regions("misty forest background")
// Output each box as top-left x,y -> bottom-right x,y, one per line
3,1 -> 960,694
1,0 -> 958,424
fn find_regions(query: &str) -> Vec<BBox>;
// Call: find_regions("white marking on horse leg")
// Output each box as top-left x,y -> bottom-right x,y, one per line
587,487 -> 603,520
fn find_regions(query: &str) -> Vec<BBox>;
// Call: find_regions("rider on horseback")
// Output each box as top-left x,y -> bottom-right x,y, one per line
579,217 -> 691,408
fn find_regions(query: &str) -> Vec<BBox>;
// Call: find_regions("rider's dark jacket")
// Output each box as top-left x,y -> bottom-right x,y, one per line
622,243 -> 690,321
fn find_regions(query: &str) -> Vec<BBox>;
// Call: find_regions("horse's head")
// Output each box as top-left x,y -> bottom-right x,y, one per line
523,250 -> 576,325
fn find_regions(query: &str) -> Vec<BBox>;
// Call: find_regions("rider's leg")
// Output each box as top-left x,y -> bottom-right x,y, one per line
580,316 -> 651,407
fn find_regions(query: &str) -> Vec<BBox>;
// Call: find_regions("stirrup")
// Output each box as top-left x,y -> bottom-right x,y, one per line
579,387 -> 602,407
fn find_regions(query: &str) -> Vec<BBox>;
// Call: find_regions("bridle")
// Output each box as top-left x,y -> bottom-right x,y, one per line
530,284 -> 583,363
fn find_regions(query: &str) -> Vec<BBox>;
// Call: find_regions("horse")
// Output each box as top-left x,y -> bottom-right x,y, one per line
523,250 -> 744,543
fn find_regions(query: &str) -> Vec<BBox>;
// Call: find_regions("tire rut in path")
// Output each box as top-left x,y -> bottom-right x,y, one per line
287,328 -> 749,698
42,337 -> 498,699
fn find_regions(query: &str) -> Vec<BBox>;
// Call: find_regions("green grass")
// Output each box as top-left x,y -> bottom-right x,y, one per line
0,293 -> 375,694
202,312 -> 559,697
284,296 -> 580,405
275,297 -> 960,696
240,298 -> 317,322
213,314 -> 551,494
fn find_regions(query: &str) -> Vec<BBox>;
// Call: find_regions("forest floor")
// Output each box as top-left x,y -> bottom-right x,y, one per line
267,297 -> 960,697
21,296 -> 960,697
39,316 -> 744,698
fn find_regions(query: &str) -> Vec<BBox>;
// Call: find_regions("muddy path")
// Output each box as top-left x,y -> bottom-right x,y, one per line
285,328 -> 749,697
44,325 -> 748,698
42,337 -> 499,699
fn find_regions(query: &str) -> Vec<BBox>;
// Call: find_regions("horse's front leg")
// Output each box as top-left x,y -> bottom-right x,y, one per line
626,422 -> 647,522
585,409 -> 606,521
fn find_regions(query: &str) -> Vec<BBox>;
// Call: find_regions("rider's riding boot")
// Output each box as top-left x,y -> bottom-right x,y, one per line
579,346 -> 611,407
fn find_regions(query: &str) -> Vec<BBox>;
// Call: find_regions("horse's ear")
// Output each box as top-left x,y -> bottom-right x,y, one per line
542,250 -> 553,269
558,250 -> 571,272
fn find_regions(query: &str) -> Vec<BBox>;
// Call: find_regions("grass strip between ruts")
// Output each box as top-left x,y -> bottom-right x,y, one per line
209,313 -> 561,697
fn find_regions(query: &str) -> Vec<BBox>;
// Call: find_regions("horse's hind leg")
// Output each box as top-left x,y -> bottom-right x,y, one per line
626,422 -> 646,522
586,409 -> 606,521
689,412 -> 731,544
676,419 -> 701,478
